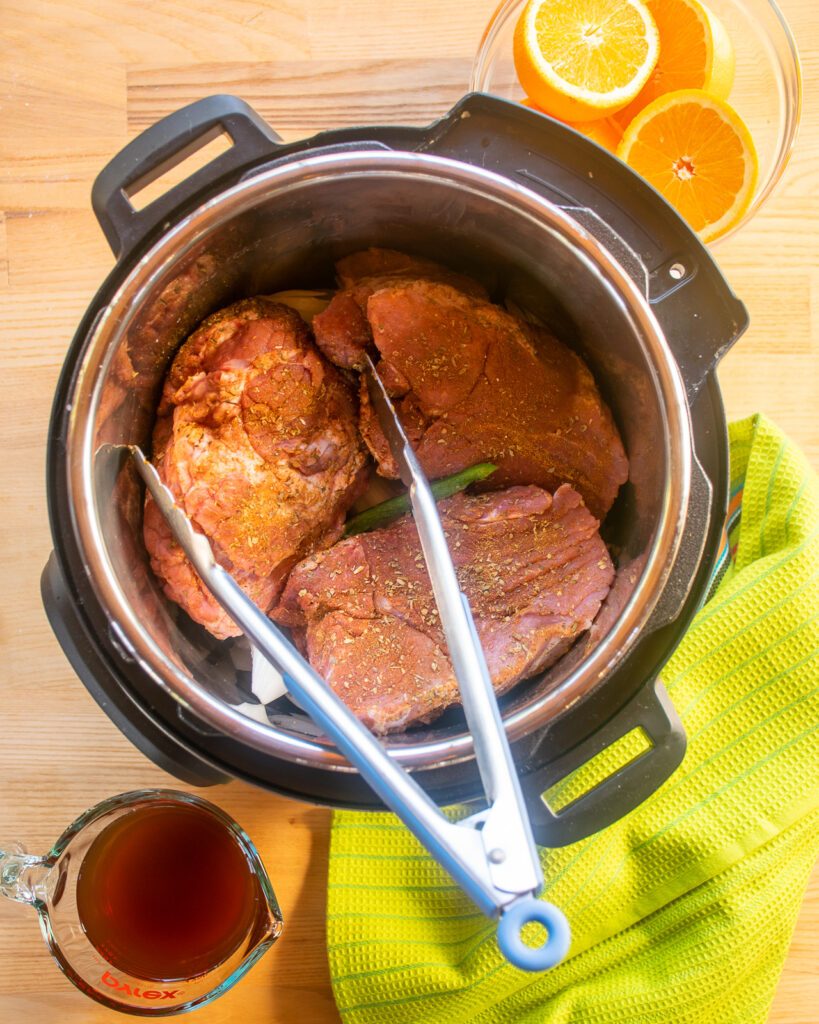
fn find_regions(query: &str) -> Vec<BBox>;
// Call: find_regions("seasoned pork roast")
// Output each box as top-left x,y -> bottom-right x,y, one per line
312,247 -> 488,369
143,252 -> 628,733
143,298 -> 369,639
276,484 -> 615,733
314,251 -> 628,519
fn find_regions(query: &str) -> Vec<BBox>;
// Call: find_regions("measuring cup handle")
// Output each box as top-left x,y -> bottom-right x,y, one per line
496,897 -> 571,972
0,844 -> 49,906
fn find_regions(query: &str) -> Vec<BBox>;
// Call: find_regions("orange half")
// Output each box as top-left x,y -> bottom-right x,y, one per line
617,89 -> 758,242
513,0 -> 660,121
614,0 -> 736,128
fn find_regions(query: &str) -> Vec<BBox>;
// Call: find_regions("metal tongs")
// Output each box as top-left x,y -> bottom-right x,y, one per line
129,354 -> 570,971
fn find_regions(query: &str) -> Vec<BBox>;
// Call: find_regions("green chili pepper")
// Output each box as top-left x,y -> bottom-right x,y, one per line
343,463 -> 498,537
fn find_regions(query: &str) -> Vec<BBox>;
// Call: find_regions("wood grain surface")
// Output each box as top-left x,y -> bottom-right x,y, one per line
0,1 -> 816,1021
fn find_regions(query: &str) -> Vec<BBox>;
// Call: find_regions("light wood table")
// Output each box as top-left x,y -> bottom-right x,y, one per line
0,1 -> 816,1021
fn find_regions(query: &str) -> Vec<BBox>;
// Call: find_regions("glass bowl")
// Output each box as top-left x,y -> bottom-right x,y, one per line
470,0 -> 802,244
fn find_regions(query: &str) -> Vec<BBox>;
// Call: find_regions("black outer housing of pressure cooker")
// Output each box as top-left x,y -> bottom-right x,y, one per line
42,94 -> 746,846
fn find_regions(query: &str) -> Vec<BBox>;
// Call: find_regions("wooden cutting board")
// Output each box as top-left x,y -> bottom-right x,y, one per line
0,1 -> 816,1021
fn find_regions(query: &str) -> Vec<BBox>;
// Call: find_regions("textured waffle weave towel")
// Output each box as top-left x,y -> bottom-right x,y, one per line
326,415 -> 819,1024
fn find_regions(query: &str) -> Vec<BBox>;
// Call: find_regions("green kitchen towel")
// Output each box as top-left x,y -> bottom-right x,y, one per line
326,414 -> 819,1024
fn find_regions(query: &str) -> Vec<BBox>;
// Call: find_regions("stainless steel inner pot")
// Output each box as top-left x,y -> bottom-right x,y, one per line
67,150 -> 694,771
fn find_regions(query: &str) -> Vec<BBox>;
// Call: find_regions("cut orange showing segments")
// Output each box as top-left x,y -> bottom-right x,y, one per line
613,0 -> 736,129
513,0 -> 660,122
617,89 -> 758,242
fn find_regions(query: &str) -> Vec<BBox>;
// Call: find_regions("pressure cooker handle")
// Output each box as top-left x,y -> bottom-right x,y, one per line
519,677 -> 685,847
420,94 -> 749,400
550,198 -> 750,403
92,95 -> 282,259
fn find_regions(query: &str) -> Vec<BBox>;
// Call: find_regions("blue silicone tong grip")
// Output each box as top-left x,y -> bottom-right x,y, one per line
496,897 -> 571,971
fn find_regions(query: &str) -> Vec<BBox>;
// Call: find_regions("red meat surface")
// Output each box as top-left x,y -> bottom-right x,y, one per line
143,297 -> 369,639
312,247 -> 488,369
360,279 -> 629,519
276,484 -> 614,733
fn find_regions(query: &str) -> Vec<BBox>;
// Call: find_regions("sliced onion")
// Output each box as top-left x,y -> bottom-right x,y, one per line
251,644 -> 289,703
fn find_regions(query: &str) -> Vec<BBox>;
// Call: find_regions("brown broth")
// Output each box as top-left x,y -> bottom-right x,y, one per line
76,802 -> 259,982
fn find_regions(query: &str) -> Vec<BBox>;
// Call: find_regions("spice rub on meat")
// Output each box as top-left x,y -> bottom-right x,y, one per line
313,249 -> 628,519
276,484 -> 615,733
312,247 -> 489,370
359,280 -> 628,521
143,297 -> 369,639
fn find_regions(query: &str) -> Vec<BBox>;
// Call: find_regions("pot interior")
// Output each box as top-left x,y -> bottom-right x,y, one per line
76,154 -> 682,764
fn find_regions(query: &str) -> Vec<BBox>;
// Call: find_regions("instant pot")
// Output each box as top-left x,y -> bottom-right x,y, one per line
42,94 -> 747,846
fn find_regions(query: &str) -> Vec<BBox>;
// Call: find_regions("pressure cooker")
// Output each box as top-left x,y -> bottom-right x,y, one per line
42,93 -> 747,846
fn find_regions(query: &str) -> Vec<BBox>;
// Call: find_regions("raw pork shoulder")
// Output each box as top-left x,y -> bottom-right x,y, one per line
313,250 -> 628,519
144,297 -> 369,639
276,484 -> 614,733
312,247 -> 488,370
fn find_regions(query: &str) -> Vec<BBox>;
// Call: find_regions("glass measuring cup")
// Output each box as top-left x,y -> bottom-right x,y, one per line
0,789 -> 282,1015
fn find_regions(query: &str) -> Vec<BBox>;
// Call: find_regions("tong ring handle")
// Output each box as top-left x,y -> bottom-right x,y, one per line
496,897 -> 570,972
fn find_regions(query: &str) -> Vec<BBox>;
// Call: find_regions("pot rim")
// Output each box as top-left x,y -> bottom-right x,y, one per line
66,148 -> 692,770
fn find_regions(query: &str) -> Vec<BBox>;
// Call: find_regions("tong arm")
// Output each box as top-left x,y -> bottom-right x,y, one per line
365,360 -> 544,896
128,444 -> 569,970
130,447 -> 506,912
